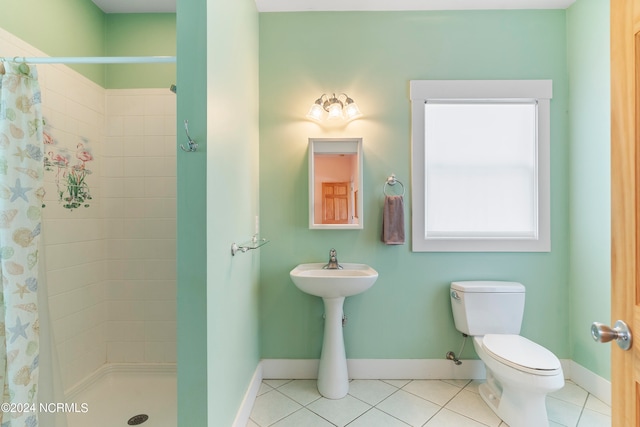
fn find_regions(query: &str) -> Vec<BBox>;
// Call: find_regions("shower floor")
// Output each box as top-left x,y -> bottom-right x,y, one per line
66,365 -> 176,427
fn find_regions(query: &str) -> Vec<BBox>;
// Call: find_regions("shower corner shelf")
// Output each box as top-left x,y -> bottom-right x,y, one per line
231,237 -> 269,256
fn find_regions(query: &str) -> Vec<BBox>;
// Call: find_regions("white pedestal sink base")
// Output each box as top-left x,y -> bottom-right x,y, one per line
289,262 -> 379,399
317,296 -> 349,399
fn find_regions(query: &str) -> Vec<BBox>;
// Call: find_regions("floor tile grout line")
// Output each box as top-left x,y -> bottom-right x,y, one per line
345,381 -> 402,407
461,379 -> 479,393
386,379 -> 468,427
272,387 -> 307,408
288,405 -> 339,427
582,391 -> 612,415
441,386 -> 504,426
584,394 -> 612,416
581,405 -> 612,418
421,405 -> 446,426
419,383 -> 495,427
357,386 -> 418,426
327,379 -> 478,427
393,379 -> 468,408
317,409 -> 339,427
572,392 -> 590,427
344,405 -> 412,427
296,387 -> 373,426
251,379 -> 611,427
256,388 -> 304,427
419,405 -> 495,427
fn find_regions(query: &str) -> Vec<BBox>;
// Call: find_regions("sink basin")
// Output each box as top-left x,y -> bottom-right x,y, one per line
290,262 -> 378,399
290,263 -> 378,298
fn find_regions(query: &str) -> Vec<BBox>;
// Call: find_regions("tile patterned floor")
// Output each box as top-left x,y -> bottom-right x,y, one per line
247,379 -> 611,427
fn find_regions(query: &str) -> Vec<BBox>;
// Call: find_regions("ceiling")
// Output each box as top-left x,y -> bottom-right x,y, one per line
92,0 -> 575,14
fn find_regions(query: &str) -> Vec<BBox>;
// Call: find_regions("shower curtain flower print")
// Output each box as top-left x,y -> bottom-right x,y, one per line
0,60 -> 44,426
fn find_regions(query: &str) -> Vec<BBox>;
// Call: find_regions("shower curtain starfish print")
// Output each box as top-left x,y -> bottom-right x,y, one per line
0,60 -> 45,427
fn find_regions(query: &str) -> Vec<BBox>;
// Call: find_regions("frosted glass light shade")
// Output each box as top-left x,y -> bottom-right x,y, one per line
327,102 -> 343,120
306,103 -> 325,121
344,101 -> 363,120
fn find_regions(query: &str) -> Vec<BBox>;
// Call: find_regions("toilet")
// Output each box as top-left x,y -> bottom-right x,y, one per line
450,281 -> 564,427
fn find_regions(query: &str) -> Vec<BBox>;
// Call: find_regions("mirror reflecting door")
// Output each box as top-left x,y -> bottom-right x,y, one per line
309,138 -> 363,229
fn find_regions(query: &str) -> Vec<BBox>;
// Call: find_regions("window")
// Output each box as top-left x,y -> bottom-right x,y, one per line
410,80 -> 552,252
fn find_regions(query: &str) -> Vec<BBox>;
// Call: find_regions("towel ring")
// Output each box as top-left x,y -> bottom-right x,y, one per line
383,174 -> 405,197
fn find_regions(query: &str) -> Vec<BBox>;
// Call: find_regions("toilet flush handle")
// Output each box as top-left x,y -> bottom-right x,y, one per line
591,320 -> 632,351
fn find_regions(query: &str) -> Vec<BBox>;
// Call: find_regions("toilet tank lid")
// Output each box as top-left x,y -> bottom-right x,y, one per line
451,281 -> 525,293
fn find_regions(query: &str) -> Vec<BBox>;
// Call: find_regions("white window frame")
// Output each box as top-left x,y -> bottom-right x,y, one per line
410,80 -> 552,252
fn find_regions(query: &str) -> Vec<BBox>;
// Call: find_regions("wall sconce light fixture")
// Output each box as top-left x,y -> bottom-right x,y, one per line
306,93 -> 363,122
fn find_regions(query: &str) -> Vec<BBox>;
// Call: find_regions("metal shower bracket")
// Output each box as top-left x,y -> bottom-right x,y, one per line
181,119 -> 198,152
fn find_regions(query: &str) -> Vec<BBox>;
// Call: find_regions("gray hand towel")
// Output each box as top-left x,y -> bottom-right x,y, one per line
381,195 -> 405,245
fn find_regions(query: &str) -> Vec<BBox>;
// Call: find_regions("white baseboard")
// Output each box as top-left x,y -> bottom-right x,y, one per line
565,360 -> 611,405
347,359 -> 486,380
261,358 -> 486,380
238,358 -> 611,423
232,363 -> 263,427
260,359 -> 318,379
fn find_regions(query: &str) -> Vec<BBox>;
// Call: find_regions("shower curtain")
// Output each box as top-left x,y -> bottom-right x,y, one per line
0,60 -> 45,427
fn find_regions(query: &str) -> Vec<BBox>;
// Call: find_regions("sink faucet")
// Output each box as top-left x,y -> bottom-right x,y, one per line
323,248 -> 343,270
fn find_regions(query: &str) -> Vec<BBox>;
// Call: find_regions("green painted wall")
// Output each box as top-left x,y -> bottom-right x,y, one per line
0,0 -> 105,84
0,2 -> 175,88
205,0 -> 260,425
567,0 -> 611,380
105,14 -> 176,89
259,10 -> 571,361
176,0 -> 207,424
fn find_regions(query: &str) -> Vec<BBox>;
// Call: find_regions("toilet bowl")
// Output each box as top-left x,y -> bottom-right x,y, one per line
450,281 -> 564,427
473,335 -> 564,427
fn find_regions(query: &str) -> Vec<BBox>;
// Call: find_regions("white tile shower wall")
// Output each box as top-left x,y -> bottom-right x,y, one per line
0,28 -> 108,391
42,78 -> 107,390
104,89 -> 177,364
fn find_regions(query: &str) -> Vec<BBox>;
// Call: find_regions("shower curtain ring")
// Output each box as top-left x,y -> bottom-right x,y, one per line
181,119 -> 198,152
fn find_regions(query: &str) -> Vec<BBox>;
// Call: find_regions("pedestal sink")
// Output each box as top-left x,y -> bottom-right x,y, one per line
290,263 -> 378,399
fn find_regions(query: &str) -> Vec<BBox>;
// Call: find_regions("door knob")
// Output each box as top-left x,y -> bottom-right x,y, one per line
591,320 -> 632,351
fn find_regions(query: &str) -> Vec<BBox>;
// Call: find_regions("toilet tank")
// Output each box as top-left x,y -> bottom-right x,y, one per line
450,281 -> 525,336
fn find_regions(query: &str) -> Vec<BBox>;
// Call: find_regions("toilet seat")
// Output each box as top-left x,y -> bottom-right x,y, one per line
482,334 -> 561,376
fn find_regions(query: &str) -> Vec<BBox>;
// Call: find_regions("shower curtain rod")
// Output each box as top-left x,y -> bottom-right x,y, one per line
2,56 -> 176,64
